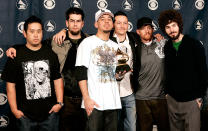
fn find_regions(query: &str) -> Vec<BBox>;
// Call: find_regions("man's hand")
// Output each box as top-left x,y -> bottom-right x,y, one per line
196,98 -> 203,109
154,33 -> 164,42
52,29 -> 67,44
115,70 -> 127,81
84,97 -> 99,116
49,104 -> 62,114
12,109 -> 24,119
6,48 -> 16,59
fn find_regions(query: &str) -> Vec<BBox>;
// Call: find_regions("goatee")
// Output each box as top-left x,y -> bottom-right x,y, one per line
70,30 -> 80,35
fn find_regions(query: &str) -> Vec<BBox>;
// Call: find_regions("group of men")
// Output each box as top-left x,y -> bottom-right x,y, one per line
2,6 -> 208,131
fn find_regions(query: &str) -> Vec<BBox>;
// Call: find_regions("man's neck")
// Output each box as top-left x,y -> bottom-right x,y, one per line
141,38 -> 152,44
96,31 -> 110,41
68,31 -> 81,40
26,43 -> 42,51
114,33 -> 126,42
172,34 -> 184,43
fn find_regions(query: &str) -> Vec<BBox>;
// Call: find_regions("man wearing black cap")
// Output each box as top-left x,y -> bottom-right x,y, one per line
135,17 -> 169,131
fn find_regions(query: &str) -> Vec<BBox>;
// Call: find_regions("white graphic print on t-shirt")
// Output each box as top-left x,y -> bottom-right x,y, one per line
92,44 -> 117,83
22,60 -> 51,100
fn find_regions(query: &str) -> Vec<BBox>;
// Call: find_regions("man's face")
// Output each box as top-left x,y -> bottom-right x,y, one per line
136,25 -> 153,42
66,14 -> 84,35
23,22 -> 43,47
114,15 -> 128,36
95,14 -> 113,33
165,21 -> 180,40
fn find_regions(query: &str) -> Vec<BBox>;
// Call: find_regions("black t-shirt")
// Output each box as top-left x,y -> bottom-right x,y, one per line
1,44 -> 61,121
62,33 -> 86,97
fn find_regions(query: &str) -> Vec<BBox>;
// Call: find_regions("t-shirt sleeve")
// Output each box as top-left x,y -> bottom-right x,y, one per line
50,52 -> 62,80
1,58 -> 17,83
75,39 -> 91,68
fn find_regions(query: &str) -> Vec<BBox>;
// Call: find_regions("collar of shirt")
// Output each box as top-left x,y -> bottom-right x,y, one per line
113,33 -> 129,45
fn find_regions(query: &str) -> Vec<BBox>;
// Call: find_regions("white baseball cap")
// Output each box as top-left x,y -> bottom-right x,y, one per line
95,9 -> 114,22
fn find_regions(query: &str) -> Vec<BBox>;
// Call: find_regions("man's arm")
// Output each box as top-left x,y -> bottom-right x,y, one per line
6,82 -> 24,119
49,78 -> 64,113
79,80 -> 99,116
52,28 -> 67,44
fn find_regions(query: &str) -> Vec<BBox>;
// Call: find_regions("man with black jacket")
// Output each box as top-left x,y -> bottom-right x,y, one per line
110,11 -> 138,131
158,9 -> 208,131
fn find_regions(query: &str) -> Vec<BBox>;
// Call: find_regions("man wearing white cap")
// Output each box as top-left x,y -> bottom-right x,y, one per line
75,9 -> 122,131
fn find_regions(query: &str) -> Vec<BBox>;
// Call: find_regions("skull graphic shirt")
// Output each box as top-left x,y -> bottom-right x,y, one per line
22,60 -> 51,100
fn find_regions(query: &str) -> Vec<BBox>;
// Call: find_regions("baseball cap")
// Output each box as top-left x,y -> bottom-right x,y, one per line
137,17 -> 153,29
95,9 -> 114,22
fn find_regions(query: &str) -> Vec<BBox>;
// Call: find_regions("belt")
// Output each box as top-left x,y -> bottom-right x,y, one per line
65,95 -> 82,99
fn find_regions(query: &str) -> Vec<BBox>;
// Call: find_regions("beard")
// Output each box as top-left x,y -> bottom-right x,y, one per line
70,30 -> 80,35
103,30 -> 111,33
141,33 -> 153,41
168,31 -> 180,40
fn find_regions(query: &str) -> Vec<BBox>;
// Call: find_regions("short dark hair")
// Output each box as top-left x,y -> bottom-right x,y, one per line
158,9 -> 183,35
65,7 -> 85,20
24,15 -> 43,32
113,11 -> 127,23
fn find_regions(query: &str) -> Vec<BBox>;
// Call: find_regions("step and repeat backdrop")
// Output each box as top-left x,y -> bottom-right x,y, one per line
0,0 -> 207,130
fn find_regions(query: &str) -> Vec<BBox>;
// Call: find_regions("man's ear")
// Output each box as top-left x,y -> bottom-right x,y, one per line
136,29 -> 140,35
94,21 -> 98,29
65,20 -> 69,28
23,30 -> 27,38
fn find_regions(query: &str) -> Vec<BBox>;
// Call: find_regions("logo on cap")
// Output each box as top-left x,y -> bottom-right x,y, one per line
44,0 -> 55,10
0,115 -> 9,127
195,0 -> 204,10
44,20 -> 56,32
195,20 -> 203,31
152,20 -> 159,31
0,48 -> 3,59
148,0 -> 158,10
172,0 -> 182,10
122,0 -> 133,11
0,93 -> 7,105
17,21 -> 25,33
16,0 -> 28,10
70,0 -> 82,8
97,0 -> 108,10
128,21 -> 133,32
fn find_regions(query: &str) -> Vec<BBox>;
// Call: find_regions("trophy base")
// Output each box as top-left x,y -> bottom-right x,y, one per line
116,64 -> 131,74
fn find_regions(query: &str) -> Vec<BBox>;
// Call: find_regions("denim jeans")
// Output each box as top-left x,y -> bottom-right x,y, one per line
118,93 -> 136,131
86,109 -> 118,131
16,112 -> 59,131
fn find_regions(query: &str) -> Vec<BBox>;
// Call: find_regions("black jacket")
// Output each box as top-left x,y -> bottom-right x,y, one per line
164,35 -> 208,102
110,31 -> 141,92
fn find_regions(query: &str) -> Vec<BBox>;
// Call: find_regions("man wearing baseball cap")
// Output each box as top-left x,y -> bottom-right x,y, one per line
135,17 -> 170,131
75,9 -> 121,131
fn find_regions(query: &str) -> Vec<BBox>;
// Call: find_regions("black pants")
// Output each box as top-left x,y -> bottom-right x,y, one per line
59,96 -> 86,131
201,108 -> 208,131
86,109 -> 118,131
136,99 -> 170,131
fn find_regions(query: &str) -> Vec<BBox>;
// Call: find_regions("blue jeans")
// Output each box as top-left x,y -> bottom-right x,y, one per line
16,112 -> 59,131
118,93 -> 136,131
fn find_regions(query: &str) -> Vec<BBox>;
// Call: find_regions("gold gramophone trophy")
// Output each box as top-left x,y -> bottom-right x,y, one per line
116,48 -> 131,74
